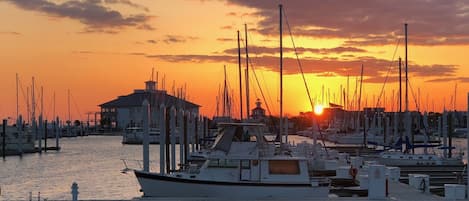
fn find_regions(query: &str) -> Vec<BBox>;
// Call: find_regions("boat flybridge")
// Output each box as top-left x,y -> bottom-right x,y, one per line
134,122 -> 330,198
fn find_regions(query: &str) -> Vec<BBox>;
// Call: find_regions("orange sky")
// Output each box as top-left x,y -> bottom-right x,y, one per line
1,0 -> 469,122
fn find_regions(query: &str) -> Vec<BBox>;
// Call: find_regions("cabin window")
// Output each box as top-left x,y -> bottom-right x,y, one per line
418,156 -> 423,159
208,159 -> 238,168
268,160 -> 300,175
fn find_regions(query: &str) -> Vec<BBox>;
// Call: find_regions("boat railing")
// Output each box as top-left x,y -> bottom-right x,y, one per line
120,159 -> 160,173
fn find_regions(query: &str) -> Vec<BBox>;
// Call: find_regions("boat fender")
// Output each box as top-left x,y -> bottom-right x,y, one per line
349,166 -> 358,180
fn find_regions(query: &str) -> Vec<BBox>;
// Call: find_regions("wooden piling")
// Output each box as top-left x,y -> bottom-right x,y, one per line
195,116 -> 199,151
183,113 -> 188,166
44,120 -> 48,152
165,107 -> 170,174
159,104 -> 166,174
2,119 -> 6,159
170,107 -> 176,172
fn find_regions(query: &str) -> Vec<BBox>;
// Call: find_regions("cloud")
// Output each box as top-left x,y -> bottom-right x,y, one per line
220,25 -> 233,30
147,39 -> 157,44
0,31 -> 21,36
225,0 -> 469,46
103,0 -> 150,12
222,45 -> 367,55
163,35 -> 199,44
144,53 -> 457,80
217,38 -> 236,42
7,0 -> 154,33
426,77 -> 469,83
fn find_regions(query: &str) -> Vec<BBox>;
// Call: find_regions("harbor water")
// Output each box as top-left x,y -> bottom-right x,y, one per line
0,135 -> 467,200
0,136 -> 180,200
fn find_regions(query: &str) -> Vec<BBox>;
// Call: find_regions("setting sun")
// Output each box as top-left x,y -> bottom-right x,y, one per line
314,104 -> 324,115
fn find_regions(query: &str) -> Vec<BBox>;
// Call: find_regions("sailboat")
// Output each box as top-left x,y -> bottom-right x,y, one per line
134,5 -> 330,198
376,24 -> 463,167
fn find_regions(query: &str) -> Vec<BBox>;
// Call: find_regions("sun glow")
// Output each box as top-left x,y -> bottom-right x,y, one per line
314,104 -> 324,115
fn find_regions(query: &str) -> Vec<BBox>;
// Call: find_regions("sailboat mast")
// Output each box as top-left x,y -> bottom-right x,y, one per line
405,23 -> 409,112
32,77 -> 35,123
16,73 -> 19,121
399,57 -> 402,113
223,65 -> 227,117
68,89 -> 71,123
237,30 -> 243,120
245,24 -> 250,119
279,4 -> 284,143
358,64 -> 364,146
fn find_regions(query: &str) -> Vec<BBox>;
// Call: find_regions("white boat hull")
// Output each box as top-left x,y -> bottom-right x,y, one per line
135,170 -> 329,198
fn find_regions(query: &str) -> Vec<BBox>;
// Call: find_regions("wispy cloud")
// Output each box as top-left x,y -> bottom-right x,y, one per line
147,39 -> 157,44
0,31 -> 21,36
163,35 -> 199,44
222,45 -> 367,55
6,0 -> 155,33
103,0 -> 150,12
426,77 -> 469,83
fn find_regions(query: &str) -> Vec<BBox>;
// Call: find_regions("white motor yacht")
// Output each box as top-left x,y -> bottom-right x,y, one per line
134,123 -> 330,198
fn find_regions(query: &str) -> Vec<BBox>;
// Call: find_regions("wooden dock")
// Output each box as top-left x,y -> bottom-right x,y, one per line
120,181 -> 446,201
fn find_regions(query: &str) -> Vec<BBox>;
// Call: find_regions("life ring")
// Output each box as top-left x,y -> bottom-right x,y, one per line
349,166 -> 358,179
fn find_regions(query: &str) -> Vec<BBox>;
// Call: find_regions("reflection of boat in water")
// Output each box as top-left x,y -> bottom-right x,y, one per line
135,123 -> 330,198
122,127 -> 179,144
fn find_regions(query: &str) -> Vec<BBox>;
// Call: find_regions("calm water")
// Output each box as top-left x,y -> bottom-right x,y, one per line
0,136 -> 180,200
0,135 -> 467,200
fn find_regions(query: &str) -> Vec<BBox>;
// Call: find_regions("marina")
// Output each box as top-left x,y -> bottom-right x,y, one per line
2,0 -> 469,200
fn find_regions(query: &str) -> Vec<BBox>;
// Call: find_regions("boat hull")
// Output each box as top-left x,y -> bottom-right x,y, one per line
134,170 -> 329,198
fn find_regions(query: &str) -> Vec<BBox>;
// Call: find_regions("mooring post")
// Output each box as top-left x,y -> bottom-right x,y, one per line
2,119 -> 6,159
170,107 -> 177,172
55,117 -> 60,150
71,182 -> 79,201
183,112 -> 188,166
44,120 -> 48,152
18,115 -> 23,155
165,107 -> 170,174
159,104 -> 166,174
142,99 -> 150,172
178,109 -> 184,169
38,115 -> 42,153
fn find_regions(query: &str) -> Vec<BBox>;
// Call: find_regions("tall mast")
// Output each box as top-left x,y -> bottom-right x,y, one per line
68,89 -> 71,122
358,64 -> 364,146
245,24 -> 250,119
279,4 -> 283,143
32,77 -> 35,123
41,86 -> 43,119
223,65 -> 227,117
53,91 -> 56,119
27,87 -> 30,124
399,57 -> 402,113
16,73 -> 19,121
405,23 -> 409,112
237,30 -> 243,120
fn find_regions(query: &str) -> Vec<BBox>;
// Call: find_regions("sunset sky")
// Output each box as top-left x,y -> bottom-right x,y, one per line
1,0 -> 469,122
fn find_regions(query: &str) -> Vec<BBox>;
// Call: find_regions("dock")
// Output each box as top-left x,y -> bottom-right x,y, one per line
124,181 -> 444,201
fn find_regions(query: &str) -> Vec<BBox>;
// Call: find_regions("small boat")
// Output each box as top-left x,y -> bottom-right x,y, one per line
134,123 -> 330,198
